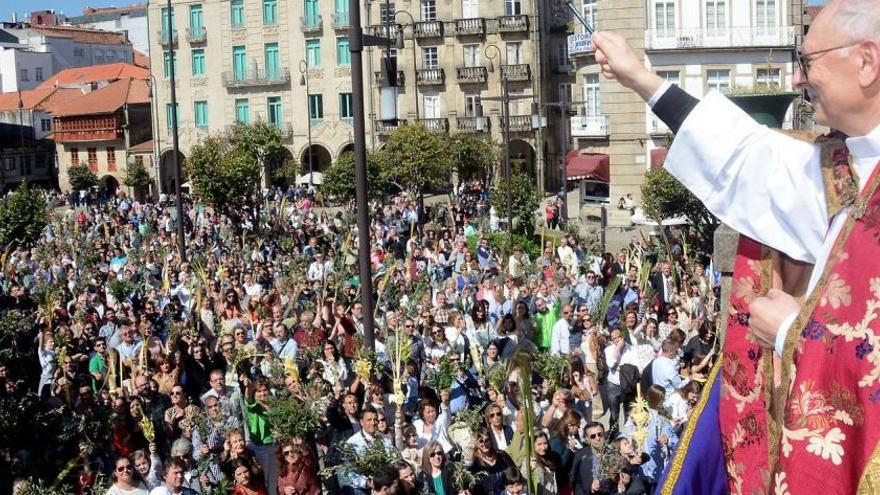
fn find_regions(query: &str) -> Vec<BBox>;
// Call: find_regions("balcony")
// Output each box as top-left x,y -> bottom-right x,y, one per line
456,116 -> 489,133
374,70 -> 405,86
332,12 -> 349,29
570,114 -> 609,137
186,26 -> 206,43
416,68 -> 445,85
456,66 -> 488,84
501,115 -> 533,133
301,15 -> 323,33
649,115 -> 670,135
498,15 -> 529,33
418,118 -> 449,132
367,25 -> 395,38
455,18 -> 485,36
156,29 -> 178,45
375,119 -> 404,135
644,25 -> 797,50
501,64 -> 531,82
222,68 -> 291,88
414,21 -> 444,39
270,122 -> 293,139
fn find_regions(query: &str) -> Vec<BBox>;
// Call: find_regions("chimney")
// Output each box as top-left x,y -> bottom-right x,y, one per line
11,12 -> 17,23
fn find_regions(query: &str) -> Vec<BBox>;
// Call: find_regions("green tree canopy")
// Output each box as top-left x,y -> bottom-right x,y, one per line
491,171 -> 541,237
641,168 -> 719,248
377,123 -> 453,197
0,182 -> 48,248
323,150 -> 389,201
67,164 -> 98,191
448,133 -> 500,182
230,121 -> 289,181
122,160 -> 153,189
187,135 -> 261,229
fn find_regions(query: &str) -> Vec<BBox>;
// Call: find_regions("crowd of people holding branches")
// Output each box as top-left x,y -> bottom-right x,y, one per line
0,181 -> 719,495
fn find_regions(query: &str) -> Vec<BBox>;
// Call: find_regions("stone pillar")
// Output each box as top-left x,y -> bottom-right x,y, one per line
713,223 -> 739,346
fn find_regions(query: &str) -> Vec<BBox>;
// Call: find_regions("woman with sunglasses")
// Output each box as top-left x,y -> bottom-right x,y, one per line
471,427 -> 516,495
107,455 -> 149,495
163,384 -> 199,439
276,437 -> 320,495
419,441 -> 455,495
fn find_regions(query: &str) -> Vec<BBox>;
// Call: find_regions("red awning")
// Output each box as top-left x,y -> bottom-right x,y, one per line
565,152 -> 609,182
650,147 -> 668,170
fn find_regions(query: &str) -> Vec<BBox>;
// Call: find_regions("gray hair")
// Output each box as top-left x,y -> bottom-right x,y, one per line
828,0 -> 880,43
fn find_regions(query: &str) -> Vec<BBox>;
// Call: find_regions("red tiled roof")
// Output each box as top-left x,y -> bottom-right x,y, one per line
30,25 -> 129,45
35,63 -> 148,90
130,139 -> 153,152
0,86 -> 82,113
51,78 -> 150,117
82,5 -> 145,16
133,50 -> 150,69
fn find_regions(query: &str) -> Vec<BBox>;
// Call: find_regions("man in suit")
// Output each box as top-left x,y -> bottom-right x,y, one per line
570,422 -> 606,495
649,260 -> 676,305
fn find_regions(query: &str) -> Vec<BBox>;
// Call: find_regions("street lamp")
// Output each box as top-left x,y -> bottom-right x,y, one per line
482,43 -> 513,245
393,10 -> 419,121
165,0 -> 186,262
299,59 -> 314,187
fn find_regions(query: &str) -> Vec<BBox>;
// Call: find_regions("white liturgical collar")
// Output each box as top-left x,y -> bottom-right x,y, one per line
846,122 -> 880,191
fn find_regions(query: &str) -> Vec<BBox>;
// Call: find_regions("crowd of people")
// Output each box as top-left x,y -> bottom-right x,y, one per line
0,181 -> 719,495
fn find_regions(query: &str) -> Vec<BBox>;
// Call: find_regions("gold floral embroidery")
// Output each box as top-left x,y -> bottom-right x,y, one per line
820,273 -> 853,309
732,275 -> 761,304
825,277 -> 880,388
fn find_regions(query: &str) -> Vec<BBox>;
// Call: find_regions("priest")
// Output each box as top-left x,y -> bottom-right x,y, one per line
592,0 -> 880,493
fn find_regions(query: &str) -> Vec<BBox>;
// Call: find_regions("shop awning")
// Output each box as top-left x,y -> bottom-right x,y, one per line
565,152 -> 609,182
650,147 -> 668,170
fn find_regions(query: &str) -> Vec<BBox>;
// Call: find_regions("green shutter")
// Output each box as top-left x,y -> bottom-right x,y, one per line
233,46 -> 247,80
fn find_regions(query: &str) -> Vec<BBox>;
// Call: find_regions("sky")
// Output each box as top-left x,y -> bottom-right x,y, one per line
11,0 -> 827,21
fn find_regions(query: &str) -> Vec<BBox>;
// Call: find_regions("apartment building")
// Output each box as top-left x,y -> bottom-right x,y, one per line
569,0 -> 803,226
68,5 -> 150,54
146,0 -> 570,194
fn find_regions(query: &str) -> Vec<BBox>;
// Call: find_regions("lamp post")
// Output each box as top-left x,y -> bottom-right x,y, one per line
393,10 -> 419,121
165,0 -> 186,262
299,59 -> 314,187
482,43 -> 513,246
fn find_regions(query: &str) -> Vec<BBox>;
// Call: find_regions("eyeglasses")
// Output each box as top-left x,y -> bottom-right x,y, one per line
588,432 -> 603,439
116,464 -> 134,472
170,390 -> 183,396
282,450 -> 295,456
378,417 -> 387,422
489,412 -> 502,418
429,451 -> 443,458
796,42 -> 860,80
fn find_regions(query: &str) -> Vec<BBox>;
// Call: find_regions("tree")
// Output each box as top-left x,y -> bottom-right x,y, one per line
448,133 -> 500,183
641,168 -> 719,248
377,123 -> 453,197
491,171 -> 541,237
229,122 -> 288,183
67,164 -> 98,191
122,159 -> 153,189
323,150 -> 389,201
187,135 -> 261,231
0,181 -> 48,248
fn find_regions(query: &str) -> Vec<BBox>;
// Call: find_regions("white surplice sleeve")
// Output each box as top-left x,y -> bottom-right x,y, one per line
664,92 -> 828,264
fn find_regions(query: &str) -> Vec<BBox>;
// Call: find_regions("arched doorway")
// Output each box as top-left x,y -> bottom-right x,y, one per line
300,144 -> 332,175
509,139 -> 536,178
159,150 -> 187,194
100,175 -> 120,196
337,142 -> 354,159
271,147 -> 296,187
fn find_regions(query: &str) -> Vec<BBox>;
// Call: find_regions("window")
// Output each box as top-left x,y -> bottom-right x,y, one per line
308,94 -> 324,125
74,48 -> 84,57
756,0 -> 776,32
380,3 -> 396,25
190,4 -> 204,32
463,44 -> 479,67
756,67 -> 781,87
95,49 -> 105,63
339,92 -> 353,122
421,0 -> 437,21
192,49 -> 205,77
422,47 -> 438,68
264,43 -> 280,80
304,0 -> 320,25
106,147 -> 116,172
161,6 -> 175,36
163,51 -> 178,78
135,155 -> 144,167
423,92 -> 440,118
231,0 -> 245,27
336,37 -> 350,66
263,0 -> 278,24
235,99 -> 250,124
506,42 -> 523,64
656,70 -> 680,85
464,94 -> 480,117
335,0 -> 349,23
462,0 -> 478,18
194,101 -> 209,129
706,0 -> 726,34
21,155 -> 31,175
106,51 -> 115,61
581,0 -> 597,30
166,103 -> 179,130
40,119 -> 51,132
71,148 -> 79,165
504,0 -> 522,16
267,97 -> 282,127
87,148 -> 98,172
706,69 -> 731,93
20,69 -> 28,81
232,46 -> 247,80
559,83 -> 574,105
35,67 -> 43,81
557,43 -> 569,69
583,74 -> 600,115
654,1 -> 675,35
3,157 -> 14,172
306,39 -> 321,67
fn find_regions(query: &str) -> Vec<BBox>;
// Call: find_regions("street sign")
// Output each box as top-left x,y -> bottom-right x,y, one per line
568,33 -> 593,56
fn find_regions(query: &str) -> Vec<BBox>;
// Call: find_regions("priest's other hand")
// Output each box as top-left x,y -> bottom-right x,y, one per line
592,31 -> 663,101
748,289 -> 801,350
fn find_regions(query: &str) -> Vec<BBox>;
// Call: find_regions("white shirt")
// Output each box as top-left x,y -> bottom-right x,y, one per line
654,85 -> 880,356
550,318 -> 571,356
